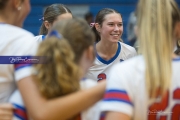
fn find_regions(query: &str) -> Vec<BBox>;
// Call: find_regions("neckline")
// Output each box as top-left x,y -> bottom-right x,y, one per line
95,42 -> 121,65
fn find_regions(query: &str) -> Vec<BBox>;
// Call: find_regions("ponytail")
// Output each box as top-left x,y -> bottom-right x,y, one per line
92,25 -> 100,42
34,36 -> 80,99
137,0 -> 180,97
39,23 -> 48,35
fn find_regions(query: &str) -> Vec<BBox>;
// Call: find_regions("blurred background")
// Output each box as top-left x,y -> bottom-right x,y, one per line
24,0 -> 180,45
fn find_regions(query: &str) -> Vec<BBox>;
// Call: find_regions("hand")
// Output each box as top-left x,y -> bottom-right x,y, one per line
0,103 -> 13,120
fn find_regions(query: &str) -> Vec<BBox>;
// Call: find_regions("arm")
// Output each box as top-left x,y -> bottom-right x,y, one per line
0,103 -> 13,120
105,111 -> 130,120
17,76 -> 106,120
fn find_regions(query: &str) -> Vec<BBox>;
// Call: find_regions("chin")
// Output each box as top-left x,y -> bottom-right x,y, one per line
110,40 -> 119,43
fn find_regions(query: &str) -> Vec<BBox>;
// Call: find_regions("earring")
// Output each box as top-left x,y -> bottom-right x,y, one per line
18,7 -> 21,11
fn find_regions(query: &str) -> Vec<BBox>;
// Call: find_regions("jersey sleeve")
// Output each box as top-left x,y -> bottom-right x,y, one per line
130,47 -> 137,57
14,32 -> 39,82
100,62 -> 134,117
120,42 -> 137,59
9,90 -> 28,120
132,48 -> 137,57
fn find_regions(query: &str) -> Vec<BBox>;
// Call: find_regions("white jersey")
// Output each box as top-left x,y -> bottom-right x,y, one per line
100,56 -> 180,120
9,91 -> 28,120
0,23 -> 38,103
86,42 -> 137,81
34,35 -> 46,42
9,79 -> 101,120
80,79 -> 101,120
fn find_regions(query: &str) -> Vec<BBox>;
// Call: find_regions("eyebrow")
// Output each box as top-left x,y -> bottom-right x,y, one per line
107,22 -> 123,23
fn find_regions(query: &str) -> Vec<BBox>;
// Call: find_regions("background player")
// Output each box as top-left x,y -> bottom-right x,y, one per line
100,0 -> 180,119
35,4 -> 72,42
86,8 -> 137,82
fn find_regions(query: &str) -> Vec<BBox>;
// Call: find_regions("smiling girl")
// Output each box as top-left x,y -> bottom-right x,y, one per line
86,8 -> 137,82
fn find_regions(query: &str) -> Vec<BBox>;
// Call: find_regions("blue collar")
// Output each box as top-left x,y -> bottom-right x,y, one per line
95,42 -> 121,65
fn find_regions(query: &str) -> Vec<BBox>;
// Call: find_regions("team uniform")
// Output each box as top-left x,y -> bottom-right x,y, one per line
9,78 -> 101,120
100,56 -> 180,120
85,42 -> 137,81
80,79 -> 101,120
0,23 -> 38,103
34,35 -> 46,42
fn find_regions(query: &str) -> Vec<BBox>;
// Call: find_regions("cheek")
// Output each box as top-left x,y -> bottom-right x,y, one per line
101,26 -> 111,35
120,26 -> 123,33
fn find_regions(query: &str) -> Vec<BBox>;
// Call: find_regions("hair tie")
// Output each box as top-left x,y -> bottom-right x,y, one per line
39,17 -> 44,21
48,30 -> 62,39
90,23 -> 95,28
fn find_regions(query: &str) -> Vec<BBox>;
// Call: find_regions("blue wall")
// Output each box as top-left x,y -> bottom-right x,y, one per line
24,0 -> 180,44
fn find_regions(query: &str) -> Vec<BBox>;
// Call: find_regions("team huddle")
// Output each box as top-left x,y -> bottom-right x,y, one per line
0,0 -> 180,120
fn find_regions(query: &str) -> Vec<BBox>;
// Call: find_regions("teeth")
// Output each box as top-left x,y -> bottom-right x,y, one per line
112,35 -> 119,36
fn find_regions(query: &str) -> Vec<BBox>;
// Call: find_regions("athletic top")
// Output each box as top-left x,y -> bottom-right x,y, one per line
100,56 -> 180,120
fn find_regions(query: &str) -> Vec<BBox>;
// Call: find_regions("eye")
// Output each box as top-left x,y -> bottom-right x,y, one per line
118,23 -> 123,27
108,23 -> 114,26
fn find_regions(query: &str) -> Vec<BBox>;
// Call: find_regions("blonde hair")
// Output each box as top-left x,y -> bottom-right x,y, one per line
137,0 -> 180,97
34,18 -> 95,99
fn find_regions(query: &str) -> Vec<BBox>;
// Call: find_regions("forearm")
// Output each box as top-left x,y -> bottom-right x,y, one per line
105,111 -> 131,120
18,76 -> 106,120
43,82 -> 105,120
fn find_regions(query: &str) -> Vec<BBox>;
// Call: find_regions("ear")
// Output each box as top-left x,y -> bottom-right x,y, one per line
13,0 -> 23,10
44,21 -> 51,30
174,22 -> 180,40
95,23 -> 101,32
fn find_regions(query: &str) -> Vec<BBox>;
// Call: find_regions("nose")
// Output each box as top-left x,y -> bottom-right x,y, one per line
114,25 -> 119,31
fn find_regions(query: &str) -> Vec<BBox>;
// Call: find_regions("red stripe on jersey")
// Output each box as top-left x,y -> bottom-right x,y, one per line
14,108 -> 28,120
105,92 -> 130,102
14,64 -> 31,71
